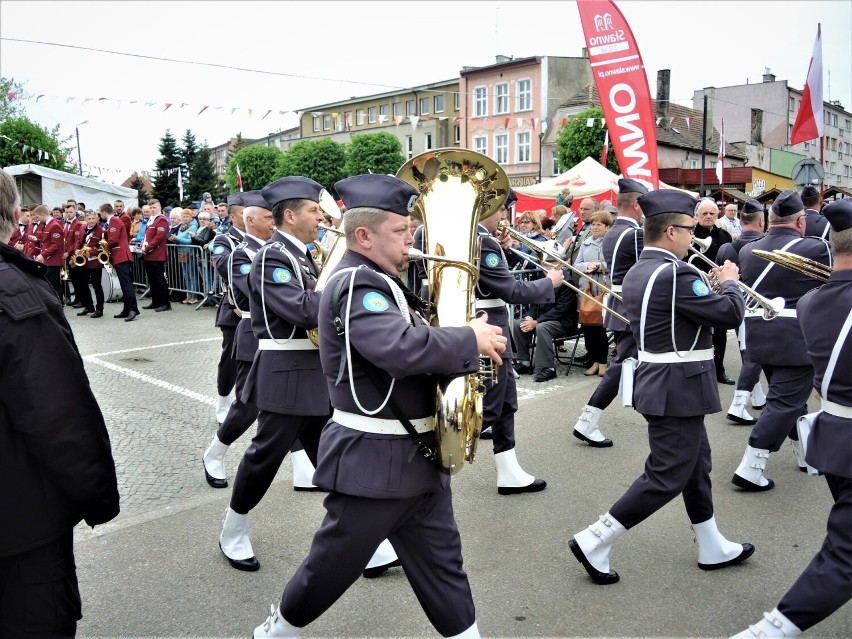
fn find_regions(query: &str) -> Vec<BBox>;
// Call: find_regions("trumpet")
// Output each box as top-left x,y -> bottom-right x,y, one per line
752,249 -> 831,283
689,237 -> 785,320
70,247 -> 88,267
497,220 -> 630,325
97,236 -> 111,265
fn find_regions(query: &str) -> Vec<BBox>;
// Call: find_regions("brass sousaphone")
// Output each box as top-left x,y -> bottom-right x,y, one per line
397,148 -> 510,475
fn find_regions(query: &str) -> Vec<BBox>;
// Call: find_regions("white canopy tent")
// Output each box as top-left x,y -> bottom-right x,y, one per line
4,164 -> 138,209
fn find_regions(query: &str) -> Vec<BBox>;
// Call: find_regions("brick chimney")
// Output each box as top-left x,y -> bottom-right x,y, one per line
762,67 -> 776,83
656,69 -> 670,126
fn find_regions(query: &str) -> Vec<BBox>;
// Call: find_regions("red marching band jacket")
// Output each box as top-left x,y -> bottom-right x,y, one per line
64,218 -> 86,257
104,215 -> 133,265
82,224 -> 106,270
142,214 -> 169,261
37,217 -> 66,266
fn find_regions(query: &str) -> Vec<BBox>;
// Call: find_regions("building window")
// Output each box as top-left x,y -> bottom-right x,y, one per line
406,135 -> 413,159
552,156 -> 559,175
495,83 -> 509,115
474,86 -> 487,117
406,100 -> 416,116
323,114 -> 331,130
356,109 -> 365,126
425,133 -> 433,151
454,125 -> 460,144
434,95 -> 444,114
828,161 -> 836,173
368,106 -> 377,124
832,113 -> 838,127
454,92 -> 460,111
516,131 -> 531,163
473,135 -> 487,154
393,102 -> 402,117
420,97 -> 429,115
380,104 -> 389,120
804,142 -> 810,150
789,96 -> 795,112
312,115 -> 320,132
788,123 -> 793,140
495,133 -> 508,164
516,79 -> 532,112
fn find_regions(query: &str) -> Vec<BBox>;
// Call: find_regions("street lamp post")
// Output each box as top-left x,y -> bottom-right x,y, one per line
75,121 -> 89,176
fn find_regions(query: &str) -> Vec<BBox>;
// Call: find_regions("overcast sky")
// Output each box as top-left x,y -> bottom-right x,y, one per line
1,0 -> 850,183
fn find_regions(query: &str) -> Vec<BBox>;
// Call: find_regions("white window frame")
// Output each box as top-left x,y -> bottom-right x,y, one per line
454,92 -> 460,111
473,135 -> 487,155
323,115 -> 331,131
393,102 -> 402,117
425,133 -> 433,151
474,86 -> 487,117
495,83 -> 509,115
380,104 -> 389,120
516,79 -> 532,112
516,131 -> 531,163
552,156 -> 559,176
406,100 -> 416,116
406,135 -> 413,159
356,109 -> 365,126
368,106 -> 377,124
312,115 -> 320,132
495,133 -> 508,164
434,95 -> 444,114
454,125 -> 460,144
420,97 -> 430,115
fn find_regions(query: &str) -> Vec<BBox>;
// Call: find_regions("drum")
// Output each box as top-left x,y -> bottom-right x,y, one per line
102,268 -> 123,302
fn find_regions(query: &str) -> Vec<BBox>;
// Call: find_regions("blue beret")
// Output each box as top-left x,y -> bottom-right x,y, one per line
822,198 -> 852,232
227,193 -> 243,206
262,176 -> 324,208
637,190 -> 698,217
505,188 -> 518,208
241,190 -> 271,209
771,190 -> 804,217
800,185 -> 820,200
617,178 -> 648,195
742,198 -> 763,214
335,174 -> 419,217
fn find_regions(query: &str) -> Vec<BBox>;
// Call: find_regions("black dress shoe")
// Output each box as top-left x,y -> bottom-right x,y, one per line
203,460 -> 228,489
479,426 -> 493,439
154,304 -> 172,312
362,559 -> 402,579
293,485 -> 325,492
77,308 -> 93,316
533,367 -> 557,382
219,542 -> 259,572
573,430 -> 614,448
497,478 -> 547,495
114,311 -> 128,318
726,412 -> 757,426
513,364 -> 533,375
70,302 -> 84,309
124,310 -> 138,322
717,374 -> 736,385
568,539 -> 620,585
90,310 -> 103,318
731,474 -> 775,492
142,303 -> 156,310
698,543 -> 755,571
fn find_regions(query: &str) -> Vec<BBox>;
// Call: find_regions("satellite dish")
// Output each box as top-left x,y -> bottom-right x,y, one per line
791,158 -> 825,188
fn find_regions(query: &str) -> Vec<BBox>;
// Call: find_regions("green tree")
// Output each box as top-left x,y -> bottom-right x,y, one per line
151,130 -> 183,205
0,116 -> 75,172
231,133 -> 248,154
555,106 -> 620,175
343,132 -> 405,177
129,175 -> 149,204
224,145 -> 284,192
186,145 -> 218,203
1,77 -> 27,121
278,139 -> 346,196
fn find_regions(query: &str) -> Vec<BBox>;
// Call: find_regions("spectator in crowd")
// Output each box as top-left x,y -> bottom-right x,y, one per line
51,206 -> 63,219
216,202 -> 228,222
556,187 -> 574,209
568,198 -> 601,273
716,203 -> 742,240
128,206 -> 143,239
551,204 -> 576,256
541,216 -> 556,238
193,211 -> 218,297
574,210 -> 613,376
113,200 -> 125,216
508,209 -> 549,274
175,208 -> 200,304
132,205 -> 151,246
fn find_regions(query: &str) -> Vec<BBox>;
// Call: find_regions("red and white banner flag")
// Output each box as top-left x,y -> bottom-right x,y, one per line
790,24 -> 824,145
601,129 -> 610,166
576,0 -> 659,190
236,163 -> 244,192
716,118 -> 725,185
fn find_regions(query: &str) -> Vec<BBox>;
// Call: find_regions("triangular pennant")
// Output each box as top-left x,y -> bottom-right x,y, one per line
83,97 -> 93,104
36,94 -> 44,102
180,102 -> 188,108
231,108 -> 238,115
655,117 -> 662,126
6,91 -> 16,102
502,117 -> 510,129
22,144 -> 29,154
98,97 -> 108,102
262,110 -> 272,120
145,102 -> 156,107
67,97 -> 75,103
684,116 -> 692,130
164,103 -> 173,111
560,118 -> 567,128
198,106 -> 209,116
668,117 -> 675,127
248,108 -> 254,117
378,114 -> 388,123
517,117 -> 524,128
586,118 -> 595,127
394,115 -> 403,126
409,115 -> 419,128
530,117 -> 538,130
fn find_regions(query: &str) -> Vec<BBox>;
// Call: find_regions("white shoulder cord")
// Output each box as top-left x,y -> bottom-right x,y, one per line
228,241 -> 251,316
822,309 -> 852,399
259,242 -> 305,345
751,238 -> 803,292
669,262 -> 702,356
332,266 -> 412,415
638,260 -> 700,356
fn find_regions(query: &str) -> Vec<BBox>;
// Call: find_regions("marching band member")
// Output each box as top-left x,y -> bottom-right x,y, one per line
732,199 -> 851,638
570,178 -> 646,447
800,185 -> 829,240
251,173 -> 505,639
65,204 -> 89,313
77,209 -> 106,318
569,190 -> 753,585
218,178 -> 328,571
31,204 -> 65,301
98,203 -> 138,321
732,190 -> 832,490
140,199 -> 171,313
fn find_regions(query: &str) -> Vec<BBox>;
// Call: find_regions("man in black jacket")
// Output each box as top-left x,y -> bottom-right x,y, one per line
510,283 -> 577,381
0,168 -> 120,637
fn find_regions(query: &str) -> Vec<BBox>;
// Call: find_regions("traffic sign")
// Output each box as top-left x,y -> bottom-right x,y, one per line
791,158 -> 825,187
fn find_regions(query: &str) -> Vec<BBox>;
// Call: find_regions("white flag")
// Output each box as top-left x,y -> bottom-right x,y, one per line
178,167 -> 184,201
716,119 -> 725,185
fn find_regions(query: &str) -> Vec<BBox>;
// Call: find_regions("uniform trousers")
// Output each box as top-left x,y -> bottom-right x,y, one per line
230,411 -> 325,514
511,318 -> 574,369
113,262 -> 137,313
143,259 -> 169,307
483,357 -> 517,454
748,365 -> 813,451
588,330 -> 637,410
0,530 -> 80,637
69,265 -> 90,308
216,325 -> 238,397
713,328 -> 729,376
777,474 -> 852,630
44,265 -> 63,302
735,356 -> 763,393
280,489 -> 475,637
217,359 -> 257,442
610,415 -> 714,529
87,268 -> 105,310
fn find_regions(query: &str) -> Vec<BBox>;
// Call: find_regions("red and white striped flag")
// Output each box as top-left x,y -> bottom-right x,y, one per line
236,163 -> 244,192
790,24 -> 824,145
600,129 -> 609,166
716,119 -> 725,185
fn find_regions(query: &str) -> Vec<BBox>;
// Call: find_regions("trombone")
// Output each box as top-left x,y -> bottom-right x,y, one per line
496,220 -> 630,325
689,236 -> 785,320
752,249 -> 831,283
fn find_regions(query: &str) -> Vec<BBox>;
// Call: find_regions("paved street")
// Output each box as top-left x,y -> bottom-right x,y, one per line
67,299 -> 850,638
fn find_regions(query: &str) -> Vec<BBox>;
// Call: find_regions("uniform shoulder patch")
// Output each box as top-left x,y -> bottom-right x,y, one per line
272,267 -> 291,284
239,263 -> 251,275
213,245 -> 225,255
483,252 -> 500,268
363,291 -> 390,313
692,279 -> 710,296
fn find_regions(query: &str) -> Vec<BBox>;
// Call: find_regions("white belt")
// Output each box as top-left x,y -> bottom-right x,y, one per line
610,284 -> 623,293
822,399 -> 852,419
332,409 -> 434,435
237,311 -> 251,319
638,348 -> 713,364
257,338 -> 317,351
476,298 -> 506,309
746,308 -> 796,318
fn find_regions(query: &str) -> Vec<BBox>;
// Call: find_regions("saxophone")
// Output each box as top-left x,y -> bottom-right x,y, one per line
396,148 -> 510,475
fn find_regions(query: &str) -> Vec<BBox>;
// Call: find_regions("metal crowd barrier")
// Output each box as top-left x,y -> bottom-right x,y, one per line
129,243 -> 221,309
